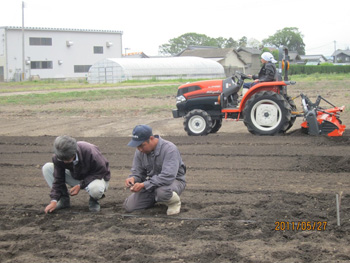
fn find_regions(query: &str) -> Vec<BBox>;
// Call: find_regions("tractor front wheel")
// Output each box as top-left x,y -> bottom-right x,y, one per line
184,109 -> 212,136
243,91 -> 291,135
210,119 -> 222,134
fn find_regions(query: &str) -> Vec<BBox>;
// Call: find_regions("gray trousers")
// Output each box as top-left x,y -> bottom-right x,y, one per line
42,163 -> 108,200
123,179 -> 186,212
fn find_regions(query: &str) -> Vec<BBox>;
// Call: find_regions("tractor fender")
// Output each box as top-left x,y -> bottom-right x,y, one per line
239,81 -> 286,111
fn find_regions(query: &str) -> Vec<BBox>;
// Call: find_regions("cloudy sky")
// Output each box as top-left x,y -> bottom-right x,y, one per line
1,0 -> 349,56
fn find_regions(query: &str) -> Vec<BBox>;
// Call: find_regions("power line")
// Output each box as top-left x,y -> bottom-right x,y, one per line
306,42 -> 334,51
308,41 -> 349,51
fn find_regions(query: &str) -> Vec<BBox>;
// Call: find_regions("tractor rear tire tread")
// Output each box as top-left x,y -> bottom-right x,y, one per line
286,96 -> 297,131
243,91 -> 291,135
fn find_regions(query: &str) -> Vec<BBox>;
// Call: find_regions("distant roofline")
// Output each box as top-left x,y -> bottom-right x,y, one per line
0,26 -> 123,34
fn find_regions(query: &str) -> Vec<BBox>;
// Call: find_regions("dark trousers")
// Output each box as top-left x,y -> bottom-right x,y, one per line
243,82 -> 257,89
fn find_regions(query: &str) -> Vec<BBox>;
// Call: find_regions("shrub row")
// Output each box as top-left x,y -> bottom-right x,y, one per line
287,65 -> 350,75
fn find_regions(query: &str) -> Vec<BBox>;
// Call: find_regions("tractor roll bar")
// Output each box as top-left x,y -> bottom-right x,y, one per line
278,46 -> 290,81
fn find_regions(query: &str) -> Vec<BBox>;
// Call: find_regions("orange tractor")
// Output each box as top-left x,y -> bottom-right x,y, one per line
172,47 -> 346,136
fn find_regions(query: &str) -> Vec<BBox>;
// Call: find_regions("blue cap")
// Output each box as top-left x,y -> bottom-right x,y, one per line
127,125 -> 153,147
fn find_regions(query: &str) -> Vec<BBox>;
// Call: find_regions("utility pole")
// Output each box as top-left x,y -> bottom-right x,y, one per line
22,1 -> 25,81
334,40 -> 337,63
124,47 -> 130,56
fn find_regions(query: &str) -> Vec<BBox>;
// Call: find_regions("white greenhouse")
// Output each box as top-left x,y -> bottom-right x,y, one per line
87,57 -> 225,83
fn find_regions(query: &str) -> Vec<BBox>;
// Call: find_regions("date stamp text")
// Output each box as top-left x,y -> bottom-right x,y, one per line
274,221 -> 327,231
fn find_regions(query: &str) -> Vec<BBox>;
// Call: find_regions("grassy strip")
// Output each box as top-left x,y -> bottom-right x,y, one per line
1,76 -> 349,108
0,79 -> 195,93
1,74 -> 349,92
0,85 -> 179,105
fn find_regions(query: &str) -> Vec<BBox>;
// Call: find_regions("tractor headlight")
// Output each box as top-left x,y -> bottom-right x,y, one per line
176,95 -> 186,104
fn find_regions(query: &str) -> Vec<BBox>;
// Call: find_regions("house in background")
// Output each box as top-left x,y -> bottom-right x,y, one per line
332,49 -> 350,64
123,52 -> 149,58
236,47 -> 261,74
0,26 -> 123,82
299,54 -> 328,65
177,46 -> 251,76
288,51 -> 302,64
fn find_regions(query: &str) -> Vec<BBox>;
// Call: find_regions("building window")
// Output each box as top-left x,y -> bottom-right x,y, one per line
94,46 -> 103,54
74,65 -> 92,73
29,37 -> 52,46
31,61 -> 53,69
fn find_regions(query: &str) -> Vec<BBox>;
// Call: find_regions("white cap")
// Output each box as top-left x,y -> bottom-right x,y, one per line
261,52 -> 277,63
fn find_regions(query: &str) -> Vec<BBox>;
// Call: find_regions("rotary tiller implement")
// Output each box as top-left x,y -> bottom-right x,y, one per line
296,93 -> 346,136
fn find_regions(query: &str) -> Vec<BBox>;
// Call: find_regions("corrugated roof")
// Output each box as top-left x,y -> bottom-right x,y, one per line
332,50 -> 350,57
179,48 -> 234,58
123,52 -> 149,58
300,55 -> 325,60
0,26 -> 123,34
288,52 -> 301,61
186,45 -> 218,50
237,47 -> 261,55
105,57 -> 224,71
88,56 -> 225,83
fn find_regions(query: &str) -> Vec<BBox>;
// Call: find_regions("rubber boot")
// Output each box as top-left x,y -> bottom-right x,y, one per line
56,196 -> 70,210
164,192 -> 181,216
89,196 -> 100,212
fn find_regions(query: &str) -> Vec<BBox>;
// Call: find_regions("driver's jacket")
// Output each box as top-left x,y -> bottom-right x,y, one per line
252,62 -> 276,82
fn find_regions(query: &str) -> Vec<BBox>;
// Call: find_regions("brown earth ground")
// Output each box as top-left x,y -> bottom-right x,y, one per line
0,80 -> 350,262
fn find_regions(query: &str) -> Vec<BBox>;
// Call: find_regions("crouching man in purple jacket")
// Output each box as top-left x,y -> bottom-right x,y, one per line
42,135 -> 110,213
124,125 -> 186,215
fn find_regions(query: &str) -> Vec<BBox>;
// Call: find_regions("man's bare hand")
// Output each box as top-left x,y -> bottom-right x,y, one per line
44,201 -> 57,213
70,185 -> 81,196
130,182 -> 144,192
125,177 -> 135,188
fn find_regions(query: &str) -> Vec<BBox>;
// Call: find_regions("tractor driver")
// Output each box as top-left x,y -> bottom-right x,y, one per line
242,52 -> 277,94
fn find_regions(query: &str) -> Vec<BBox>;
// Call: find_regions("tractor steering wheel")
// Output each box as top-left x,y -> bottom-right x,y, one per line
231,74 -> 238,83
236,71 -> 251,80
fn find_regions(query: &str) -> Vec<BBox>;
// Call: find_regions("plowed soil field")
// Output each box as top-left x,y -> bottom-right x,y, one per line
1,80 -> 350,262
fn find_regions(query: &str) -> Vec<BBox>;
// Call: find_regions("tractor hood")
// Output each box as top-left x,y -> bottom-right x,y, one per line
176,79 -> 223,99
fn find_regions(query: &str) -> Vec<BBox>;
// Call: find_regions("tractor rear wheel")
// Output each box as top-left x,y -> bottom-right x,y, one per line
286,96 -> 297,131
183,109 -> 212,136
243,91 -> 291,135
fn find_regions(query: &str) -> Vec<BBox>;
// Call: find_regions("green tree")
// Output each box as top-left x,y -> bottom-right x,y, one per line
262,27 -> 305,55
159,33 -> 240,55
215,37 -> 239,48
215,37 -> 227,48
224,37 -> 239,48
247,38 -> 261,49
159,33 -> 217,55
238,36 -> 247,47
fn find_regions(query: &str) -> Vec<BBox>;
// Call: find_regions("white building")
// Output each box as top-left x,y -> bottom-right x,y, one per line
0,26 -> 123,82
